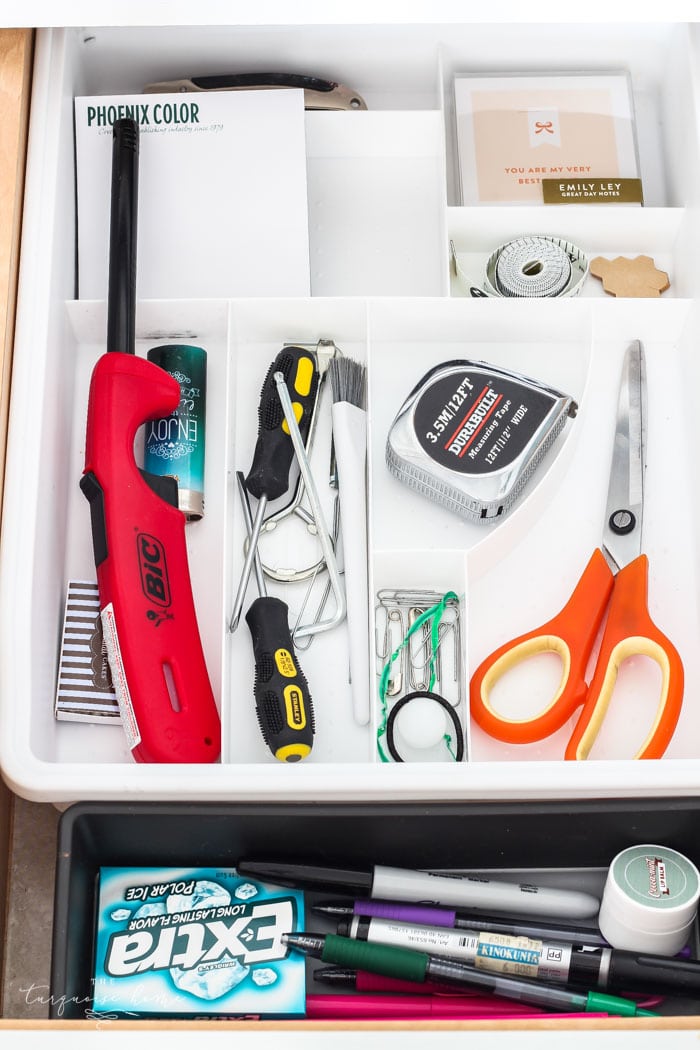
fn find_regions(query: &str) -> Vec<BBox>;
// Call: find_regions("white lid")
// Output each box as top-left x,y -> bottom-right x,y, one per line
599,844 -> 700,954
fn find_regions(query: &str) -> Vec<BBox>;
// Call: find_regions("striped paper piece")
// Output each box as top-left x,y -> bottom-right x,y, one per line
54,580 -> 120,723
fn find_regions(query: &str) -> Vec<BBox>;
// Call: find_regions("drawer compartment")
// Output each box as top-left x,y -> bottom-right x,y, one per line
2,23 -> 700,802
50,798 -> 700,1022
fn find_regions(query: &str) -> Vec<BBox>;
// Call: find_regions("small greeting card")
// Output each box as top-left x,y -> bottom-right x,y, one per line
454,72 -> 641,205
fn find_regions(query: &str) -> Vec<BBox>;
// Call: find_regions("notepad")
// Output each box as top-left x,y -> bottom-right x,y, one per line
74,90 -> 311,299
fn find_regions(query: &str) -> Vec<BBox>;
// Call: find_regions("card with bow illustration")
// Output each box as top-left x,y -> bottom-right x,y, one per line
454,72 -> 640,205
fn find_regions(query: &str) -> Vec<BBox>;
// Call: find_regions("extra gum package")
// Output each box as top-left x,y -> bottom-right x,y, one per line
92,867 -> 306,1017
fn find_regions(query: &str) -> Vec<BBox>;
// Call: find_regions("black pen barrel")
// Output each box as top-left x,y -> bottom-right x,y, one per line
606,951 -> 700,995
424,955 -> 584,1012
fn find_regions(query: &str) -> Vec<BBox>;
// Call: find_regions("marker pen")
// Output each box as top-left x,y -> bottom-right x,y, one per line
283,932 -> 657,1018
340,913 -> 700,995
313,898 -> 608,946
236,860 -> 600,920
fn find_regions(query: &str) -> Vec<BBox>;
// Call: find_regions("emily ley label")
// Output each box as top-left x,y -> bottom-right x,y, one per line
542,177 -> 643,204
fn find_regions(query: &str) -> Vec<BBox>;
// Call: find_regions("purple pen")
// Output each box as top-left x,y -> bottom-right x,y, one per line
313,897 -> 608,945
315,899 -> 691,963
358,899 -> 457,928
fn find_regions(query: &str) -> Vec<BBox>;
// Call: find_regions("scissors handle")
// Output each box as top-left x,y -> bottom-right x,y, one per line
566,554 -> 684,760
470,549 -> 613,745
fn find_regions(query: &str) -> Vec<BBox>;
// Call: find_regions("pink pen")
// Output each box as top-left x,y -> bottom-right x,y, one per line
305,994 -> 609,1020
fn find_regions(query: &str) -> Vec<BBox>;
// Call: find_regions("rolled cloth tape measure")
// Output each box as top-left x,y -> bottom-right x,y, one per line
451,236 -> 589,298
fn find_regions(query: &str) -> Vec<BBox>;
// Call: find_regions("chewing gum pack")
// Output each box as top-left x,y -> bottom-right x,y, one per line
92,867 -> 306,1017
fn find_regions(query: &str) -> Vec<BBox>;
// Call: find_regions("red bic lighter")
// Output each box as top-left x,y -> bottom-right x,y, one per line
81,118 -> 220,763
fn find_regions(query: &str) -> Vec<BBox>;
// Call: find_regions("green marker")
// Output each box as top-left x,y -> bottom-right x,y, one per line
282,932 -> 658,1018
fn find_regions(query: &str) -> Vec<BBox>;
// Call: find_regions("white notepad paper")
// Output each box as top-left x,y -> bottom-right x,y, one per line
75,90 -> 311,299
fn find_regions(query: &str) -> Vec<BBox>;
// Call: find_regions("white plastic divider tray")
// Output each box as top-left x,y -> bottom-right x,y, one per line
2,23 -> 700,801
2,292 -> 699,800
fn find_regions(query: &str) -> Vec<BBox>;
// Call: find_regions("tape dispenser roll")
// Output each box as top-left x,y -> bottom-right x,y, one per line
451,236 -> 589,299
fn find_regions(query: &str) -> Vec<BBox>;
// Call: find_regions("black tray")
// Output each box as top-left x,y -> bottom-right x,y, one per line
50,798 -> 700,1020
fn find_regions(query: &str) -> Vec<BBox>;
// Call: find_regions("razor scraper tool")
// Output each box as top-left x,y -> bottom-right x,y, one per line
386,360 -> 577,523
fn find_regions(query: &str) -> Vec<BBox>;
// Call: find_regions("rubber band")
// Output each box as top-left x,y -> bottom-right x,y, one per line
386,691 -> 465,763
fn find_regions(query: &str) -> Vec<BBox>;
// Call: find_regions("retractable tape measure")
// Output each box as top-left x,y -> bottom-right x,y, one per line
451,236 -> 589,299
386,360 -> 577,524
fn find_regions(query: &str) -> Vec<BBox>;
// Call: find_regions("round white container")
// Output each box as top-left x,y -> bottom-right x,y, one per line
599,844 -> 700,956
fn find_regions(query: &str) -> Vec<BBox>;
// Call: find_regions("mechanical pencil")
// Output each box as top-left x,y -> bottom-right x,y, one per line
313,898 -> 607,946
339,913 -> 700,996
237,859 -> 600,919
282,932 -> 658,1018
313,967 -> 664,1011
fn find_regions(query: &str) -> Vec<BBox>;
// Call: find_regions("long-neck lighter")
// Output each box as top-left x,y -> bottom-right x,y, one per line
80,118 -> 220,763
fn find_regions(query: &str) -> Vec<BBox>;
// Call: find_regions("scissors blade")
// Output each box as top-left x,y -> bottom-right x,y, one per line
601,340 -> 646,572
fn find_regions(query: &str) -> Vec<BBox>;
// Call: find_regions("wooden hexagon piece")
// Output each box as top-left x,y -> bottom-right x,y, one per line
590,255 -> 670,298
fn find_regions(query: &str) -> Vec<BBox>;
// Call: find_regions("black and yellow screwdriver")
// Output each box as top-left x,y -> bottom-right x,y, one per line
229,345 -> 320,632
231,346 -> 320,760
236,471 -> 316,762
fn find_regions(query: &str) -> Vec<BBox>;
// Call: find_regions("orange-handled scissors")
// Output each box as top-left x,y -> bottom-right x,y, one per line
470,341 -> 683,760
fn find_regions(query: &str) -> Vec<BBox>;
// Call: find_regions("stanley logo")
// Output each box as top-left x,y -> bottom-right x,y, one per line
137,533 -> 171,608
284,685 -> 306,730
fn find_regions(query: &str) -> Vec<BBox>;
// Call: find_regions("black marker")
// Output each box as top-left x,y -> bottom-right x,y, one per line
236,860 -> 600,920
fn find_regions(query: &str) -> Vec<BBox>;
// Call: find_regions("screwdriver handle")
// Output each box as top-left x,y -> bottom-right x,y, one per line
246,345 -> 319,501
245,595 -> 315,762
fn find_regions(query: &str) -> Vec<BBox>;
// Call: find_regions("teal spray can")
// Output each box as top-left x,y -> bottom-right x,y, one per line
144,344 -> 207,520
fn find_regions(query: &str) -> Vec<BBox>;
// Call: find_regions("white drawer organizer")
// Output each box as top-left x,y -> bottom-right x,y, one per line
2,21 -> 700,802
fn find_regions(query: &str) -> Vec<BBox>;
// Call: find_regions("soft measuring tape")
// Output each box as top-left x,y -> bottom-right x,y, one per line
451,236 -> 589,299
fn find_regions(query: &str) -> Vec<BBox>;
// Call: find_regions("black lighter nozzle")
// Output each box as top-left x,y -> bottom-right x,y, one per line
107,118 -> 139,355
